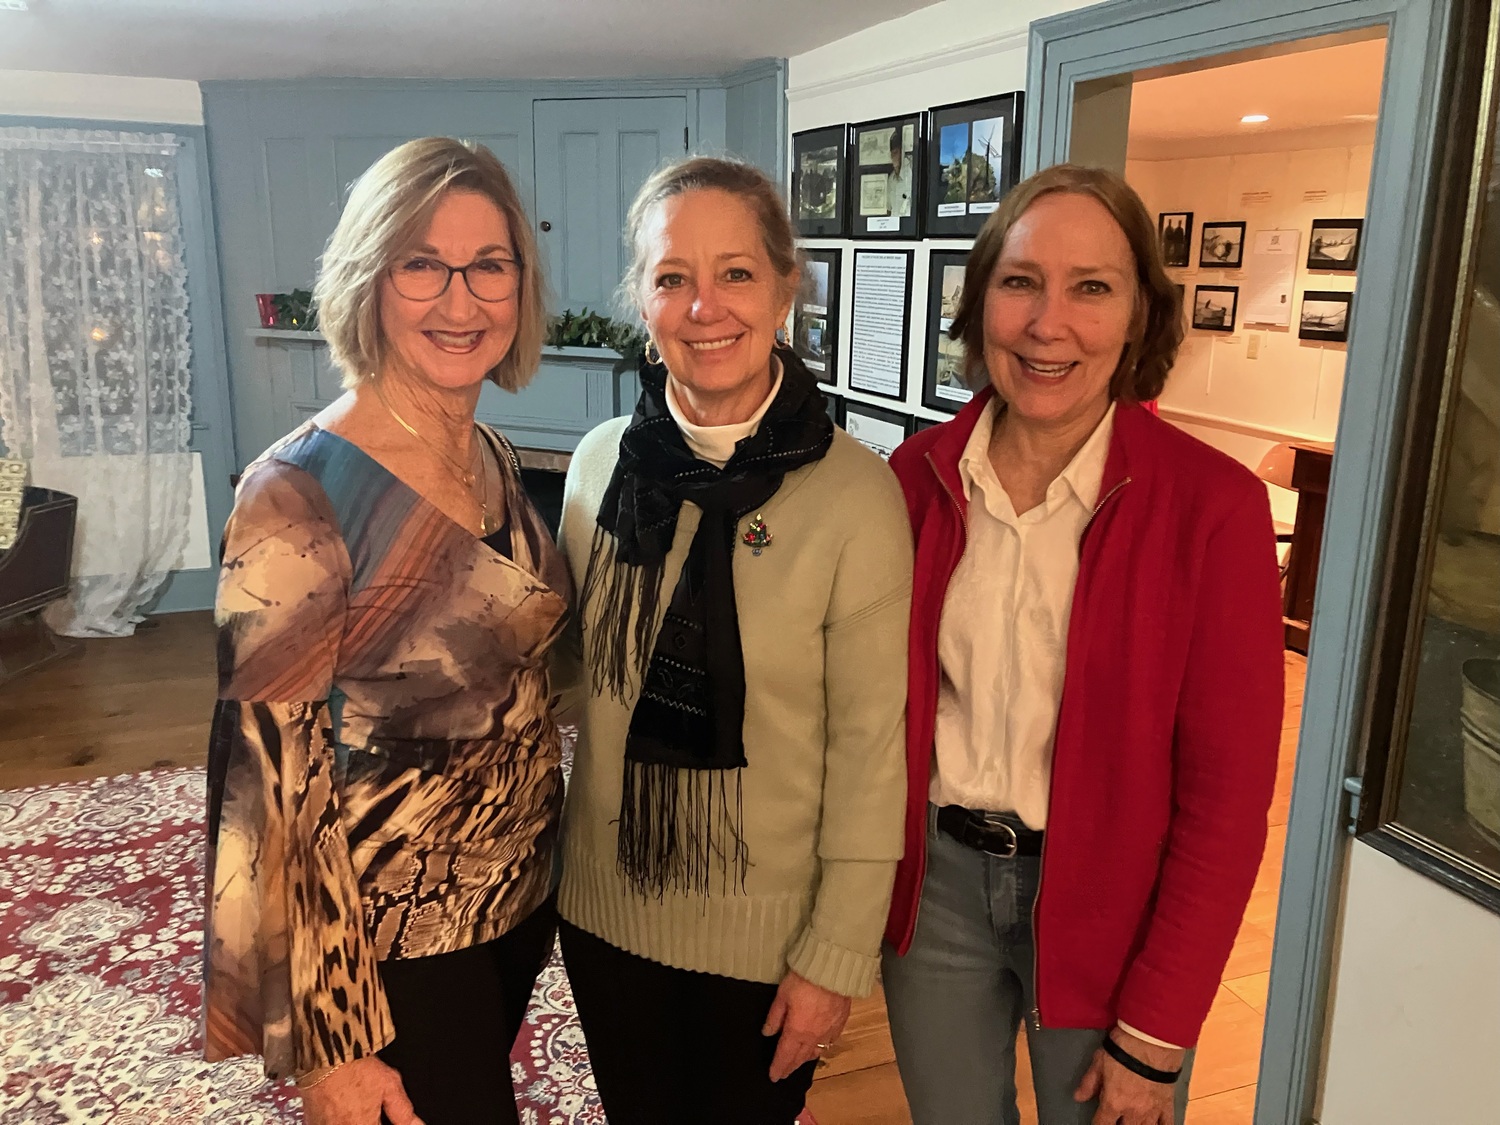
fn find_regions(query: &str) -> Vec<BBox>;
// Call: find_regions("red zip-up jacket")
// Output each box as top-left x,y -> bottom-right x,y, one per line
884,391 -> 1284,1047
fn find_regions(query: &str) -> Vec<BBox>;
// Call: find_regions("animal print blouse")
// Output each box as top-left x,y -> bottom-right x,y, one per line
202,424 -> 572,1080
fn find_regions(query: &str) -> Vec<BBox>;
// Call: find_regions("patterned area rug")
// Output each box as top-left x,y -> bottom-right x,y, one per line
0,769 -> 602,1123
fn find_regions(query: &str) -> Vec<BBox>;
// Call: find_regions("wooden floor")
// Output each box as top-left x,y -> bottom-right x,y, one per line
0,614 -> 1305,1124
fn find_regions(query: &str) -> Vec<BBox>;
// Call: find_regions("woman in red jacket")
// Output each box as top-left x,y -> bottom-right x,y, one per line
881,163 -> 1284,1125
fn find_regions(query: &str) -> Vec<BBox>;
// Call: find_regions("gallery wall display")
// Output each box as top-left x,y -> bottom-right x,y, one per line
1192,284 -> 1238,332
1307,218 -> 1363,271
848,248 -> 914,401
793,247 -> 842,385
1199,221 -> 1246,269
914,417 -> 942,432
922,249 -> 973,414
849,114 -> 924,239
1158,211 -> 1193,268
1299,289 -> 1353,342
923,92 -> 1024,238
843,399 -> 913,460
792,125 -> 850,237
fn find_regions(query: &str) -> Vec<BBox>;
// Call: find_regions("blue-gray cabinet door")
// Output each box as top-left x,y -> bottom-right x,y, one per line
532,97 -> 688,316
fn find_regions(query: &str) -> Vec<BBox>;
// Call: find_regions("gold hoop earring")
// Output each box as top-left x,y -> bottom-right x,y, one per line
644,338 -> 663,366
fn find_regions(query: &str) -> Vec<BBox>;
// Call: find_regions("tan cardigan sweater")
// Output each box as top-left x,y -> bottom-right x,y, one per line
556,417 -> 911,998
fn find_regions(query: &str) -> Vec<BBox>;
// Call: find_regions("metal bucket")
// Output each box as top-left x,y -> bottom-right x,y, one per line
1461,658 -> 1500,846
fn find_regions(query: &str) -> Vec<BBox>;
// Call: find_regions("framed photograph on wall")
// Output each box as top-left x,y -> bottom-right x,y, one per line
1192,284 -> 1238,332
792,125 -> 850,237
1307,218 -> 1363,271
922,92 -> 1024,238
793,247 -> 842,385
822,390 -> 846,427
848,249 -> 914,401
1299,290 -> 1353,341
1158,212 -> 1193,268
843,399 -> 913,461
922,249 -> 974,414
848,113 -> 923,238
1199,221 -> 1246,268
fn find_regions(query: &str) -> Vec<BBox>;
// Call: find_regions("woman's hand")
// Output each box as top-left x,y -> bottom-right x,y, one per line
1074,1028 -> 1185,1125
299,1057 -> 425,1125
761,971 -> 852,1082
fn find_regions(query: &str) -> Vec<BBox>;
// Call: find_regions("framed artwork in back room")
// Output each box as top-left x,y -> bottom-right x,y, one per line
1158,212 -> 1193,268
792,247 -> 842,386
922,249 -> 974,414
1307,218 -> 1363,271
1199,221 -> 1246,268
1299,290 -> 1353,342
1192,284 -> 1238,332
791,125 -> 850,238
848,113 -> 924,239
922,92 -> 1024,238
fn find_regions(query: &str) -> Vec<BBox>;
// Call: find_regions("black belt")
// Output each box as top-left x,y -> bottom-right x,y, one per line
937,805 -> 1044,858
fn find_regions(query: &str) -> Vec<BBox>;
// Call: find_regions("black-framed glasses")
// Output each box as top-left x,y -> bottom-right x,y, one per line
388,255 -> 523,302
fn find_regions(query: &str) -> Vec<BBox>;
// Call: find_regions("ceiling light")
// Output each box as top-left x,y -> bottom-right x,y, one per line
1241,114 -> 1269,124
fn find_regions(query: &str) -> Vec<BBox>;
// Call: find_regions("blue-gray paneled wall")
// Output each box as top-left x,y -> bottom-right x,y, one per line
202,70 -> 785,467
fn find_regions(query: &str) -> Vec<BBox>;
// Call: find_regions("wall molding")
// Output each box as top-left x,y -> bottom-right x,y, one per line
786,26 -> 1028,102
1156,404 -> 1331,445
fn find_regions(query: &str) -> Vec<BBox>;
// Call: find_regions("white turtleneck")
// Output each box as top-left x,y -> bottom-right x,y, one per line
663,357 -> 784,468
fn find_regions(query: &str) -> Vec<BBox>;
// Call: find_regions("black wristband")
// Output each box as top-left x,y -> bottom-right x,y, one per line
1101,1035 -> 1182,1085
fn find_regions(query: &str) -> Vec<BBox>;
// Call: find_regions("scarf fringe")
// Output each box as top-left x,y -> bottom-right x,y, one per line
617,761 -> 749,900
580,523 -> 664,700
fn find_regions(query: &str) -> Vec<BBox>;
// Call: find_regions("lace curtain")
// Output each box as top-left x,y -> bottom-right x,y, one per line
0,128 -> 194,637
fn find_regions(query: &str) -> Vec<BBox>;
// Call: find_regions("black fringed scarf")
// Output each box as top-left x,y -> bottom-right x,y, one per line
580,349 -> 835,898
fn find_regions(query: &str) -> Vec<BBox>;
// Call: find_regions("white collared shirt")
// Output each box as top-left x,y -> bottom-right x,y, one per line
929,399 -> 1116,829
664,358 -> 783,468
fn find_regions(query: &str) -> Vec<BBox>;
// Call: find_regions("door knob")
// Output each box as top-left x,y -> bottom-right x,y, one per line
539,220 -> 552,232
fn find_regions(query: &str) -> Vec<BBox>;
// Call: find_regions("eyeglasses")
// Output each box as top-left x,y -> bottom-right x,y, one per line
387,255 -> 523,302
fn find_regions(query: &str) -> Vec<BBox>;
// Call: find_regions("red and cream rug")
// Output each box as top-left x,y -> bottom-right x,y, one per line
0,768 -> 602,1124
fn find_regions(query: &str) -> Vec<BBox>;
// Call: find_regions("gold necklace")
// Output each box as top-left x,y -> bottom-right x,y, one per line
373,380 -> 490,534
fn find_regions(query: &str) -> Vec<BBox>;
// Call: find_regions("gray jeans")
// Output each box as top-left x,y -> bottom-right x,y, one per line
880,810 -> 1193,1125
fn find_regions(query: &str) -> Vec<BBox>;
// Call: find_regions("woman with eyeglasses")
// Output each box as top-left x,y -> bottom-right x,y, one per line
201,137 -> 572,1125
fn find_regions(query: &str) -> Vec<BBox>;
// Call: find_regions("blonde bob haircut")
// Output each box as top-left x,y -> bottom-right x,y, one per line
314,137 -> 546,392
949,163 -> 1184,403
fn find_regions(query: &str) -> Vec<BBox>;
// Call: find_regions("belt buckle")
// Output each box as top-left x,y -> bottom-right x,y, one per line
975,811 -> 1019,858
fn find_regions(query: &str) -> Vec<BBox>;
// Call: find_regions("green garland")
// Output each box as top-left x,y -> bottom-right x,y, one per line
546,308 -> 646,376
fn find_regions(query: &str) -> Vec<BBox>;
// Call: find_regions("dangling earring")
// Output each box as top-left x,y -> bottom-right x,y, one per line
644,337 -> 663,366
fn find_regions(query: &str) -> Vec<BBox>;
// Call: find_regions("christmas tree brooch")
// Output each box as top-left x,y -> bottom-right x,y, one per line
742,514 -> 772,556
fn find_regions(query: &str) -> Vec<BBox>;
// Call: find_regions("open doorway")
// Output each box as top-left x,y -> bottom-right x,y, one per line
1110,33 -> 1386,1124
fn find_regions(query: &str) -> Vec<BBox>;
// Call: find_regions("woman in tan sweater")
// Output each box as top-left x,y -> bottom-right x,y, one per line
554,156 -> 911,1125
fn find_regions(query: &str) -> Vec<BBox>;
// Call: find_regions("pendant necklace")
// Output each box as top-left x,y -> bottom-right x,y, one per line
373,380 -> 493,535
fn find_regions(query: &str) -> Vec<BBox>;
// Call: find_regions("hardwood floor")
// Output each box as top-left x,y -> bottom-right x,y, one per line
0,615 -> 1305,1124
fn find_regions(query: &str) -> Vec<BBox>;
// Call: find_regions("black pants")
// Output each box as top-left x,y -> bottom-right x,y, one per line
559,919 -> 816,1125
376,895 -> 558,1125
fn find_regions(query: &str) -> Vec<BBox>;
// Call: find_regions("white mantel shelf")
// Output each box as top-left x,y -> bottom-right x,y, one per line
247,327 -> 622,362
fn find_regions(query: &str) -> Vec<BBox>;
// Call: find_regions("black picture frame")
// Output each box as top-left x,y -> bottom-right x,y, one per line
914,417 -> 942,432
822,390 -> 846,427
1307,218 -> 1364,272
842,399 -> 914,461
1192,284 -> 1238,332
848,248 -> 914,402
922,92 -> 1024,238
922,249 -> 974,414
1158,212 -> 1193,268
792,125 -> 850,237
847,113 -> 924,239
1199,221 -> 1246,269
1299,289 -> 1353,342
793,247 -> 842,386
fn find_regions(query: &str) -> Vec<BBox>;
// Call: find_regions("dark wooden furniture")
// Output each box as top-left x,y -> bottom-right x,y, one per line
1282,442 -> 1334,653
0,486 -> 80,684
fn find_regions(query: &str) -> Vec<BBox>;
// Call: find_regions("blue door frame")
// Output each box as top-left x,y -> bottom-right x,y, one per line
1024,2 -> 1461,1121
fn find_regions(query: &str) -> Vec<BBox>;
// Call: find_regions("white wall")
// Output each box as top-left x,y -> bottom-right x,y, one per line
1318,843 -> 1500,1124
0,69 -> 201,124
787,0 -> 1093,423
